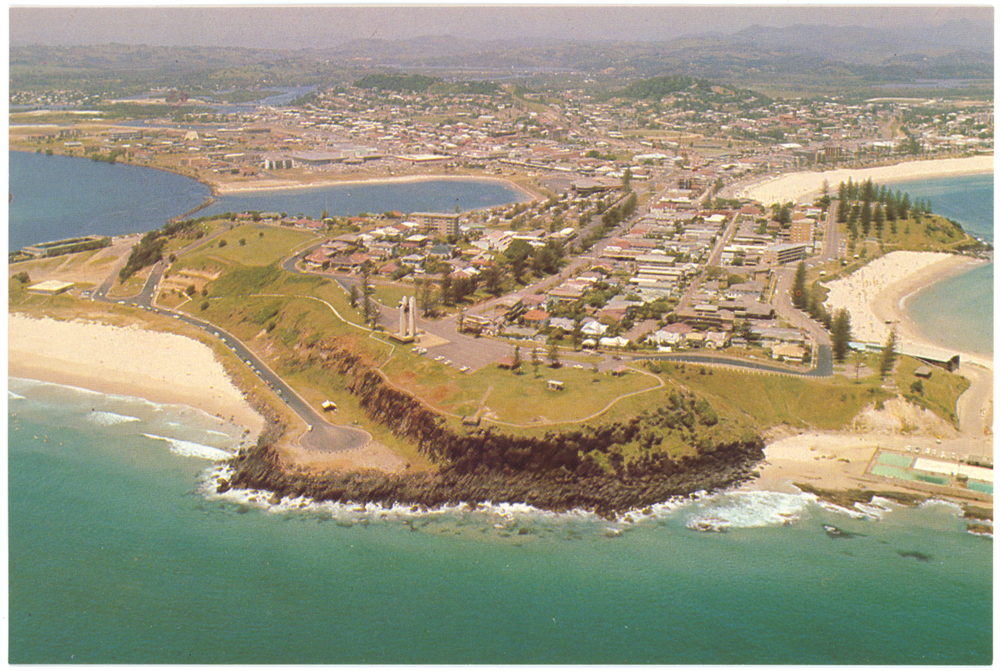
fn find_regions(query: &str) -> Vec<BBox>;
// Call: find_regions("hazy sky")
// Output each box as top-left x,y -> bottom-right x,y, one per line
9,4 -> 991,48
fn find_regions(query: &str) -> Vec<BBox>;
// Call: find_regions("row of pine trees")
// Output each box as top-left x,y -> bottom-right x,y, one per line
835,177 -> 932,241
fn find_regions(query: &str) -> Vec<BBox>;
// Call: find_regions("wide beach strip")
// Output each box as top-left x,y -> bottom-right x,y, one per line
8,314 -> 265,438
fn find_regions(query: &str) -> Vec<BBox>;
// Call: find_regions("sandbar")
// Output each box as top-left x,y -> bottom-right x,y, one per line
8,314 -> 265,442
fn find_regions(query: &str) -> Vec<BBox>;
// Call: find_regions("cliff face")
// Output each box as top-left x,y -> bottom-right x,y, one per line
224,339 -> 766,516
225,438 -> 764,517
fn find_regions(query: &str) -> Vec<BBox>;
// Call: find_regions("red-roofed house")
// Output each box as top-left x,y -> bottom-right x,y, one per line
521,309 -> 550,328
304,248 -> 332,268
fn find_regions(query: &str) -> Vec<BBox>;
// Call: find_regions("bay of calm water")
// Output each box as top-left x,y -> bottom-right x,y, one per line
8,379 -> 992,664
8,150 -> 525,251
888,172 -> 994,355
8,150 -> 212,250
200,178 -> 527,221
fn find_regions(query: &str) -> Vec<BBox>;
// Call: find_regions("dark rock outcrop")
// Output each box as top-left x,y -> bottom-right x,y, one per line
227,339 -> 766,516
228,437 -> 764,517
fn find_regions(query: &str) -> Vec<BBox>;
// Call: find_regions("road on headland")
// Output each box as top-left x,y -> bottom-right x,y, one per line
98,236 -> 370,453
284,242 -> 837,379
636,344 -> 833,378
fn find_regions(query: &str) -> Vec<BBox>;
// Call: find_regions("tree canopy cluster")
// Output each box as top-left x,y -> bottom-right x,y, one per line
353,73 -> 440,93
578,192 -> 638,251
791,261 -> 833,330
118,219 -> 200,282
836,177 -> 931,241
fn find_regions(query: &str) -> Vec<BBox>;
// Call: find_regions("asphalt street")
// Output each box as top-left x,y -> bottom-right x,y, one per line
100,235 -> 369,453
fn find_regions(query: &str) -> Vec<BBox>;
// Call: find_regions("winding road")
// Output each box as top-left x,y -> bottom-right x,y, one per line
99,231 -> 369,453
99,200 -> 841,453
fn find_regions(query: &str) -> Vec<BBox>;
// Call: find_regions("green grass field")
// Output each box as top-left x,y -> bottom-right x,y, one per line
879,213 -> 971,252
894,355 -> 969,428
656,361 -> 892,430
371,282 -> 416,308
177,224 -> 319,272
107,268 -> 151,298
380,353 -> 661,424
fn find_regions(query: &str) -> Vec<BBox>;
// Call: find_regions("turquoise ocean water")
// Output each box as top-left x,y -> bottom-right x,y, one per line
8,378 -> 993,664
7,160 -> 993,664
888,172 -> 994,355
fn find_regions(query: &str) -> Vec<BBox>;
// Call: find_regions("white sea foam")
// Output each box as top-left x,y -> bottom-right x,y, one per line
869,496 -> 899,510
685,490 -> 817,530
853,502 -> 889,520
918,498 -> 965,516
8,390 -> 26,401
87,410 -> 141,426
10,376 -> 104,397
142,433 -> 233,460
197,466 -> 606,531
196,465 -> 898,536
816,501 -> 868,519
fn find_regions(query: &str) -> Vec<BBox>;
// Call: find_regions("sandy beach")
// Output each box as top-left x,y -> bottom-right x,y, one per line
751,248 -> 993,506
822,251 -> 984,347
8,314 -> 265,441
738,155 -> 994,205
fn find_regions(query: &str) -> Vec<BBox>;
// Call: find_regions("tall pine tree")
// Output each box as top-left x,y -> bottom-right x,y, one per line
873,203 -> 885,238
792,262 -> 809,310
832,309 -> 852,362
879,329 -> 898,379
836,181 -> 849,223
899,192 -> 911,219
860,200 -> 873,237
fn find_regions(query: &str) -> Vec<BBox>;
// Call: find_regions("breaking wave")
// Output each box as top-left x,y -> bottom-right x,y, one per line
142,433 -> 233,460
684,490 -> 817,531
87,411 -> 141,426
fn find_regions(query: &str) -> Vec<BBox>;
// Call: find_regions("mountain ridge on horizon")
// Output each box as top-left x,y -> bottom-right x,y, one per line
10,20 -> 993,97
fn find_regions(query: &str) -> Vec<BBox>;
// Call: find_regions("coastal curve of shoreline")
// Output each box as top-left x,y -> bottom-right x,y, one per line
737,155 -> 994,205
8,314 -> 265,443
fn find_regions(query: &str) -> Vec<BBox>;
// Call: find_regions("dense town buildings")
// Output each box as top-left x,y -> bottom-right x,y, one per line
10,80 -> 993,365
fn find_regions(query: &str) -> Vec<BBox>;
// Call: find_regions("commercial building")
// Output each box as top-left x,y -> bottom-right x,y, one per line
763,242 -> 809,266
411,212 -> 462,238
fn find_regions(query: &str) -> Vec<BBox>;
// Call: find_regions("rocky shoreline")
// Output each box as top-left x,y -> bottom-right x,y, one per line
794,482 -> 994,532
222,437 -> 765,518
221,338 -> 767,517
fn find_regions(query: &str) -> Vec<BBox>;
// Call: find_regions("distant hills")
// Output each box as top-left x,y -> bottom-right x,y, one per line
10,20 -> 993,98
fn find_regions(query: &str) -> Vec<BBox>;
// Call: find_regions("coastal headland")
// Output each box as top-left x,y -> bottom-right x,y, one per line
8,150 -> 993,519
